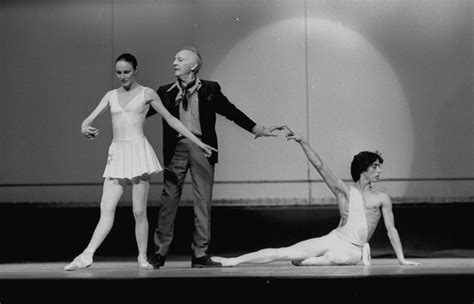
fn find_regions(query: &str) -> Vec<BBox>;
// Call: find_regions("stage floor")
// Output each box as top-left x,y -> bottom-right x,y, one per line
1,258 -> 473,304
1,258 -> 473,279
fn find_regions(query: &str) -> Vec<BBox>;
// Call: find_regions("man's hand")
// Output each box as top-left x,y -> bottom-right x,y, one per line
253,125 -> 281,139
82,125 -> 99,139
399,259 -> 420,266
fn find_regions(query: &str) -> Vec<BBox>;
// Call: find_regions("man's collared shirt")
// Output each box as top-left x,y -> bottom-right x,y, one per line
167,76 -> 202,138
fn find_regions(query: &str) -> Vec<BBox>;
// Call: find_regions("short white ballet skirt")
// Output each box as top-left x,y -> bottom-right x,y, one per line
103,135 -> 162,179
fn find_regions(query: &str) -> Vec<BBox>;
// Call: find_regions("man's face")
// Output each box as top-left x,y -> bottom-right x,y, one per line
173,50 -> 197,78
362,159 -> 382,182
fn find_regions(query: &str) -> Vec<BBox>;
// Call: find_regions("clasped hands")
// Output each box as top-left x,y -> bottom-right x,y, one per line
254,124 -> 303,142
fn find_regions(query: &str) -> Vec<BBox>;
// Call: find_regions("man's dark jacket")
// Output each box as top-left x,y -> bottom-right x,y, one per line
147,80 -> 256,165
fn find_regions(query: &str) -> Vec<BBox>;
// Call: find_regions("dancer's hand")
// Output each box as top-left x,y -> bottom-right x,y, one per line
362,243 -> 371,266
200,143 -> 218,157
399,259 -> 420,266
82,125 -> 99,139
279,126 -> 306,143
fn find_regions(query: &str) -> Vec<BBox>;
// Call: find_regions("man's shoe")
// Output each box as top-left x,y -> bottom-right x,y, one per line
149,253 -> 166,269
191,254 -> 222,268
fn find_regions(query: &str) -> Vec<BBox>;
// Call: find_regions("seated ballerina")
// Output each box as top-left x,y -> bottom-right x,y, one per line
212,127 -> 419,267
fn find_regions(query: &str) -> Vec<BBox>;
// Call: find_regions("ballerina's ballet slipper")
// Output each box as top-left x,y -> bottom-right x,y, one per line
64,254 -> 93,271
137,256 -> 154,270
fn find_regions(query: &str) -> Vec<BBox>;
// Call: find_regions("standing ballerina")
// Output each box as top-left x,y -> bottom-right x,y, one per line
64,53 -> 216,271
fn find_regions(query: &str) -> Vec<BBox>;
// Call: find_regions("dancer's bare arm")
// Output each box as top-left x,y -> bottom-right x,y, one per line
283,126 -> 349,197
81,91 -> 112,139
381,193 -> 419,266
146,89 -> 217,156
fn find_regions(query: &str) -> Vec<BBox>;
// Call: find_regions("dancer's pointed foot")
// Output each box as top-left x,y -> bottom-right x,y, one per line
210,256 -> 235,267
210,256 -> 225,263
64,252 -> 93,271
137,255 -> 153,270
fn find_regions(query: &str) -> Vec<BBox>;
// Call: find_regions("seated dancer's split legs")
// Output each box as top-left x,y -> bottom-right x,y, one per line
214,235 -> 333,267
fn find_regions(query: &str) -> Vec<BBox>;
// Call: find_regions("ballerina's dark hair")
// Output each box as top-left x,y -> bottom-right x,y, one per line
115,53 -> 138,69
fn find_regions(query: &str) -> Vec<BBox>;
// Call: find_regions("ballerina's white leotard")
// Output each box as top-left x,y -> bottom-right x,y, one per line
102,86 -> 162,179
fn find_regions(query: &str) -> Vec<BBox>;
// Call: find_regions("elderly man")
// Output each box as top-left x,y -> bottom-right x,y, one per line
147,46 -> 277,268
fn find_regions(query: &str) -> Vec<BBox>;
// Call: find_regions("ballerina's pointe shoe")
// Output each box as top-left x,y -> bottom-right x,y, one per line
138,256 -> 154,270
64,253 -> 93,271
